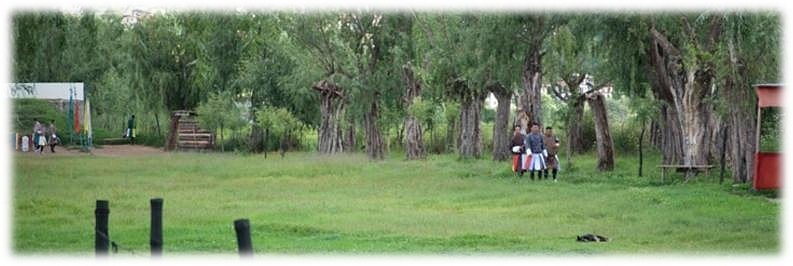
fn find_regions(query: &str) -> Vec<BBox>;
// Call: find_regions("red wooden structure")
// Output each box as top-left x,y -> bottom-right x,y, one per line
753,84 -> 782,190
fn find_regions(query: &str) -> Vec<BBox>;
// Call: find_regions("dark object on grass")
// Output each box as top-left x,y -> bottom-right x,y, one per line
95,200 -> 110,256
577,233 -> 609,242
234,219 -> 253,257
150,198 -> 163,256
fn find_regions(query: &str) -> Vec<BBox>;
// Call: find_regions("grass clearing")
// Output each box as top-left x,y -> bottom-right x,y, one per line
12,150 -> 779,255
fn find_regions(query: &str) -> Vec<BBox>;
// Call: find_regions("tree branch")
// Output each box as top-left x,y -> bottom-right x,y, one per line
549,84 -> 568,101
650,27 -> 681,58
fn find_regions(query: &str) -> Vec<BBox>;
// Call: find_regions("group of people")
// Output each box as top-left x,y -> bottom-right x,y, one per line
32,118 -> 59,154
510,123 -> 560,181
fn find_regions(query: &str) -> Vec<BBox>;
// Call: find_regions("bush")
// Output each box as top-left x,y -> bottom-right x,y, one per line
12,99 -> 67,134
611,120 -> 642,153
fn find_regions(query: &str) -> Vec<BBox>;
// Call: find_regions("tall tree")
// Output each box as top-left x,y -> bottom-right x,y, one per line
716,12 -> 780,182
282,13 -> 356,154
515,15 -> 550,132
645,14 -> 724,176
546,16 -> 616,170
420,14 -> 488,159
402,62 -> 425,159
476,15 -> 523,161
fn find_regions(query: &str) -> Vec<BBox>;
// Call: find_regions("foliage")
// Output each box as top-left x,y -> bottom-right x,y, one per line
255,106 -> 304,144
196,90 -> 245,133
11,11 -> 781,156
11,99 -> 68,136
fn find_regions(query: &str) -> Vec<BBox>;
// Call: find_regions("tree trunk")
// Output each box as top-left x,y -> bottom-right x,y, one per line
649,119 -> 662,150
489,83 -> 512,161
723,39 -> 757,183
654,104 -> 685,164
647,25 -> 720,177
263,128 -> 268,158
165,112 -> 179,151
458,89 -> 485,159
403,63 -> 425,160
587,92 -> 615,171
566,95 -> 587,155
446,116 -> 458,153
518,20 -> 545,132
363,99 -> 385,160
343,120 -> 356,152
248,81 -> 265,153
313,80 -> 345,154
220,124 -> 225,152
154,112 -> 162,137
639,120 -> 646,177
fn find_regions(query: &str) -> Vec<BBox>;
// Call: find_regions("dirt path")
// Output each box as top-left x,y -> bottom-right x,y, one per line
15,144 -> 166,157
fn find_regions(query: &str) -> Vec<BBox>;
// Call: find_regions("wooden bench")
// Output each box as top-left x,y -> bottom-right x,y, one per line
101,138 -> 129,145
656,164 -> 714,183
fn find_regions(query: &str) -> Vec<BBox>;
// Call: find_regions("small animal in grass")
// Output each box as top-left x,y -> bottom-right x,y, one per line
576,233 -> 609,242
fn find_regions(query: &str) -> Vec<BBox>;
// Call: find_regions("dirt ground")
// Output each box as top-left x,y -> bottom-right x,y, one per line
14,144 -> 166,157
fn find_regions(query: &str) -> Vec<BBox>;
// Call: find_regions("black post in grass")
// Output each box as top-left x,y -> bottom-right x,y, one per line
150,198 -> 164,256
95,200 -> 110,256
234,219 -> 253,257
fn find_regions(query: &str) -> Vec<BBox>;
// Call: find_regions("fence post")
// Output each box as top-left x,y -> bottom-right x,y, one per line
234,219 -> 253,257
95,200 -> 110,256
150,198 -> 164,256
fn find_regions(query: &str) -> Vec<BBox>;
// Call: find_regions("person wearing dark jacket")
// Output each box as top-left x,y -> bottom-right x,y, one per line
525,123 -> 546,180
126,115 -> 136,144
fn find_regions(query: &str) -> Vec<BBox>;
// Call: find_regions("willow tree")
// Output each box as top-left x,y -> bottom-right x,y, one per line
196,91 -> 244,152
515,15 -> 552,132
716,12 -> 781,182
402,61 -> 425,159
419,14 -> 487,159
232,12 -> 304,153
281,13 -> 353,154
644,14 -> 726,175
337,12 -> 391,160
397,13 -> 425,160
124,12 -> 210,144
546,15 -> 616,170
475,15 -> 523,161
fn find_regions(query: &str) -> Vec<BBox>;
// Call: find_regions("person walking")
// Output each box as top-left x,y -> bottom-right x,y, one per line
47,119 -> 59,153
127,115 -> 136,144
33,119 -> 46,154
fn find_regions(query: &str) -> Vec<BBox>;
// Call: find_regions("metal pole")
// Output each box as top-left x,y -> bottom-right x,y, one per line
95,200 -> 110,256
234,219 -> 253,257
150,198 -> 163,256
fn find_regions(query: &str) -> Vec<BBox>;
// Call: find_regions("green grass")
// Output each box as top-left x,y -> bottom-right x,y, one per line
13,151 -> 779,255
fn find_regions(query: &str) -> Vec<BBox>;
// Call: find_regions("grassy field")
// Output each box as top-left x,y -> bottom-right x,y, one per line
12,149 -> 779,255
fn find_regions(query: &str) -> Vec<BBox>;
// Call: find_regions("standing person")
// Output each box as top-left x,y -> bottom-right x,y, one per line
510,126 -> 526,176
47,119 -> 58,153
33,119 -> 46,154
524,123 -> 546,180
127,115 -> 136,144
543,126 -> 561,182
